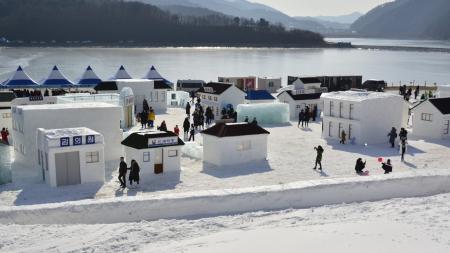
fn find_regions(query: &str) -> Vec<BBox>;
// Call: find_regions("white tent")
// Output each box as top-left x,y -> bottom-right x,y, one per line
1,66 -> 39,89
40,66 -> 74,88
112,65 -> 132,80
77,66 -> 102,87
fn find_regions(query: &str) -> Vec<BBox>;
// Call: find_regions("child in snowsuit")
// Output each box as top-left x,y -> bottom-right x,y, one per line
340,130 -> 347,144
382,159 -> 393,174
355,158 -> 366,175
188,124 -> 195,141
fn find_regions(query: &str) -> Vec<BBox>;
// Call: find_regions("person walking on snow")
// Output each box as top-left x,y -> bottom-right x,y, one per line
340,130 -> 347,144
148,109 -> 155,128
387,127 -> 398,148
304,106 -> 311,127
118,157 -> 128,188
400,138 -> 407,162
313,145 -> 324,171
183,117 -> 190,140
129,159 -> 140,186
1,128 -> 9,145
186,102 -> 191,116
174,125 -> 180,136
188,124 -> 195,141
298,109 -> 305,127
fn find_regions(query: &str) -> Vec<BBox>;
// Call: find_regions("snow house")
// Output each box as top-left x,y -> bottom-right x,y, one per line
196,82 -> 246,118
321,90 -> 409,145
37,128 -> 105,187
411,97 -> 450,140
11,102 -> 122,183
201,122 -> 270,167
121,131 -> 185,178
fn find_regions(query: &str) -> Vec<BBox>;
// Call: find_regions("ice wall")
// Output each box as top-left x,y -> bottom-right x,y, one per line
237,103 -> 289,124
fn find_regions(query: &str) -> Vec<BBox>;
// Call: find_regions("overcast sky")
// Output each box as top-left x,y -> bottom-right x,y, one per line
249,0 -> 393,16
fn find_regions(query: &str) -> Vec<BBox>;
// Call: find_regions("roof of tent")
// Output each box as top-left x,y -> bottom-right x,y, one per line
143,66 -> 173,85
1,66 -> 39,88
40,66 -> 74,88
112,65 -> 132,80
76,66 -> 102,87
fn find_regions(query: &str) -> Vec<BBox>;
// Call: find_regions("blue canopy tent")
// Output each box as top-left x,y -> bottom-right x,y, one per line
75,66 -> 102,88
0,66 -> 40,89
143,65 -> 173,87
111,65 -> 132,80
40,66 -> 74,88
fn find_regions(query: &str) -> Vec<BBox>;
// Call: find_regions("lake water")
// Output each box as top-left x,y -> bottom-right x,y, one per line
1,43 -> 450,86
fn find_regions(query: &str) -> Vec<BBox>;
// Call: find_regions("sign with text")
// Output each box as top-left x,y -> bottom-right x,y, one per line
148,137 -> 178,148
60,137 -> 70,147
86,135 -> 96,145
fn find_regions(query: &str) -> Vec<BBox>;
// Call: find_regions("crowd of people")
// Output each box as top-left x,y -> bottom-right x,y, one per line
399,85 -> 420,101
11,89 -> 70,98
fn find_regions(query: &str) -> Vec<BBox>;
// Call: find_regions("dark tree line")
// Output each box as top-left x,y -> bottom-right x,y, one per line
0,0 -> 325,47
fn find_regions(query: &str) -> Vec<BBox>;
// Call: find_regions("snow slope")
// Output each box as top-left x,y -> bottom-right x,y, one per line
1,193 -> 449,252
1,169 -> 450,225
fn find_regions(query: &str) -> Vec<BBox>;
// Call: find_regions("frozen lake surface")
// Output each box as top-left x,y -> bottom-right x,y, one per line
1,43 -> 450,87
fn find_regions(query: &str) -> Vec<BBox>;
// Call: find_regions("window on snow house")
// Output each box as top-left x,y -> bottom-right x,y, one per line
421,113 -> 432,121
143,152 -> 150,162
168,150 -> 178,157
237,140 -> 252,151
86,151 -> 99,163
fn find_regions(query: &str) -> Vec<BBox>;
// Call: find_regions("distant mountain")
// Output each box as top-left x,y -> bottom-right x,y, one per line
314,12 -> 363,24
132,0 -> 329,33
0,0 -> 326,47
351,0 -> 450,39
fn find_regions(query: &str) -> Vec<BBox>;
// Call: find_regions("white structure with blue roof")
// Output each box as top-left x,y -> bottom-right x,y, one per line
1,66 -> 39,89
245,90 -> 276,104
77,66 -> 102,87
112,65 -> 132,80
40,66 -> 74,88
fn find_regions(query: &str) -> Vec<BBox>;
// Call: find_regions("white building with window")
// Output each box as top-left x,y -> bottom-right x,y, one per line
197,82 -> 246,118
11,102 -> 122,183
201,123 -> 270,167
95,79 -> 171,113
121,131 -> 184,178
257,77 -> 282,93
37,128 -> 105,187
321,90 -> 408,145
411,98 -> 450,139
277,91 -> 323,120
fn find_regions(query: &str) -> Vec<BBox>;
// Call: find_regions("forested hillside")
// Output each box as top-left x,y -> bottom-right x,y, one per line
0,0 -> 325,47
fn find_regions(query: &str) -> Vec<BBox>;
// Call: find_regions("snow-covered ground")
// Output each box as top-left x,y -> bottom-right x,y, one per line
1,193 -> 449,252
1,107 -> 450,206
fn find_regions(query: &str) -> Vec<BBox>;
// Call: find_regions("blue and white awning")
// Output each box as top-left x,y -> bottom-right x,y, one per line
76,66 -> 102,87
112,65 -> 132,80
143,65 -> 173,86
1,66 -> 39,89
40,66 -> 74,88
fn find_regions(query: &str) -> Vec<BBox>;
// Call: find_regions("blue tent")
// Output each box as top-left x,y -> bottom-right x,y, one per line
40,66 -> 74,88
76,66 -> 102,88
1,66 -> 39,89
111,65 -> 132,80
143,65 -> 173,86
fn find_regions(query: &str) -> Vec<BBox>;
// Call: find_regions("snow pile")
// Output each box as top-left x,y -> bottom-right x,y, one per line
237,103 -> 289,124
1,169 -> 450,225
181,142 -> 203,160
321,90 -> 402,102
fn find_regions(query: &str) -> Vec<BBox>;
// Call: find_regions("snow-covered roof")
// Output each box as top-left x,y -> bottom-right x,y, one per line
77,66 -> 102,87
143,66 -> 173,85
16,102 -> 119,111
112,65 -> 132,80
320,90 -> 401,102
41,66 -> 74,87
1,66 -> 39,88
121,130 -> 184,149
42,127 -> 101,139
